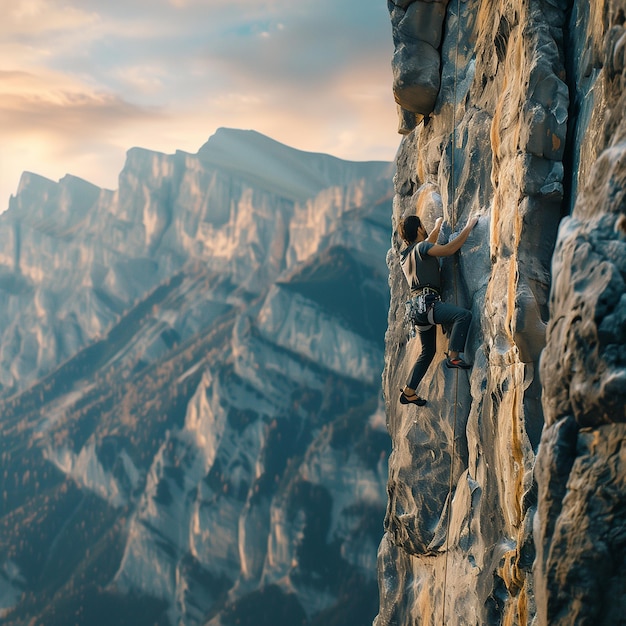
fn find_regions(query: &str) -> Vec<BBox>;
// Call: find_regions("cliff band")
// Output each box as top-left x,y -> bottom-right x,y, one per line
377,1 -> 626,624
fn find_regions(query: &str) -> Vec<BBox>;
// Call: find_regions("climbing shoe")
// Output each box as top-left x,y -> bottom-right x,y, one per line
399,390 -> 427,406
445,357 -> 471,370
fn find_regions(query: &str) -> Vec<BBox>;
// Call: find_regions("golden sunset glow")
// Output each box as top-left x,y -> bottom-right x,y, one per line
0,0 -> 398,210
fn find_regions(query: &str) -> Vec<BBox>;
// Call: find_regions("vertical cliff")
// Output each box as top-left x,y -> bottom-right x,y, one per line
377,1 -> 626,624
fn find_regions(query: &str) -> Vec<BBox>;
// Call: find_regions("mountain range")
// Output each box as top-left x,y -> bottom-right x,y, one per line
0,128 -> 394,626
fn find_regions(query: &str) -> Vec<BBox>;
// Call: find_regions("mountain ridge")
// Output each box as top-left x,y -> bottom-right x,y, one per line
0,127 -> 393,625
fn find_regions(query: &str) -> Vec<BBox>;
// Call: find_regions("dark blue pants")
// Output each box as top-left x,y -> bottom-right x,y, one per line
406,300 -> 472,390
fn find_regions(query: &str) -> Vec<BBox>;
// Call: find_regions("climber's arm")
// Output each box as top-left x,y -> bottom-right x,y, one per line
426,217 -> 443,244
427,216 -> 478,257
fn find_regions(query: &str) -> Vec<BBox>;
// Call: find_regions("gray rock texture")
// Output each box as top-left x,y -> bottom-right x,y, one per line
535,1 -> 626,622
378,1 -> 626,624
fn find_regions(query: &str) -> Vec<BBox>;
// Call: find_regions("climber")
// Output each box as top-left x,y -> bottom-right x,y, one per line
398,213 -> 478,406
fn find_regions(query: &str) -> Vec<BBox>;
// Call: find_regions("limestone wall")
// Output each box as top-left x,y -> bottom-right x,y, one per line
377,1 -> 626,624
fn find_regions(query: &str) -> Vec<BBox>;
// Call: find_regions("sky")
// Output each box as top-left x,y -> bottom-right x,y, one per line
0,0 -> 399,211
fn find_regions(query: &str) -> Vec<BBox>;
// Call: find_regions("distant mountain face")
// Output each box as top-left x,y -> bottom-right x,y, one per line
0,128 -> 393,626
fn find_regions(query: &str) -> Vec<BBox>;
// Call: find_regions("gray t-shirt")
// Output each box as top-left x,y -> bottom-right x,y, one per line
400,241 -> 441,293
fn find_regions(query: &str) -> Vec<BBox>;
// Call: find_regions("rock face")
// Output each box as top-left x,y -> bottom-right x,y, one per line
378,1 -> 626,625
0,129 -> 393,625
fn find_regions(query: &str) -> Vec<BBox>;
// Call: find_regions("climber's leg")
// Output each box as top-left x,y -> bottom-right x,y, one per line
405,323 -> 436,392
432,301 -> 472,366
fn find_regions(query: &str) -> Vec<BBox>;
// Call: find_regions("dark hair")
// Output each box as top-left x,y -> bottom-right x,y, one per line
399,215 -> 421,244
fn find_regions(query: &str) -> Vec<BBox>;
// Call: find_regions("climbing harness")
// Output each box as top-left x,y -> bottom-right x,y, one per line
404,287 -> 441,334
441,0 -> 463,623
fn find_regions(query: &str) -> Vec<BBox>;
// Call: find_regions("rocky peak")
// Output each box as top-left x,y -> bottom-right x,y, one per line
0,128 -> 392,393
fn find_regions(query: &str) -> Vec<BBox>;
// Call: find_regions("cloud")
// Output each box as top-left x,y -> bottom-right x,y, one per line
202,2 -> 392,81
0,70 -> 163,144
1,1 -> 100,38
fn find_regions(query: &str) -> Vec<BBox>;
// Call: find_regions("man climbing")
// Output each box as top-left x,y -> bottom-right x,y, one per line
398,213 -> 478,406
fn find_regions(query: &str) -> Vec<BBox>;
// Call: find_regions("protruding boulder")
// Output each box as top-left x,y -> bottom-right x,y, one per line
392,40 -> 442,114
389,0 -> 451,117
